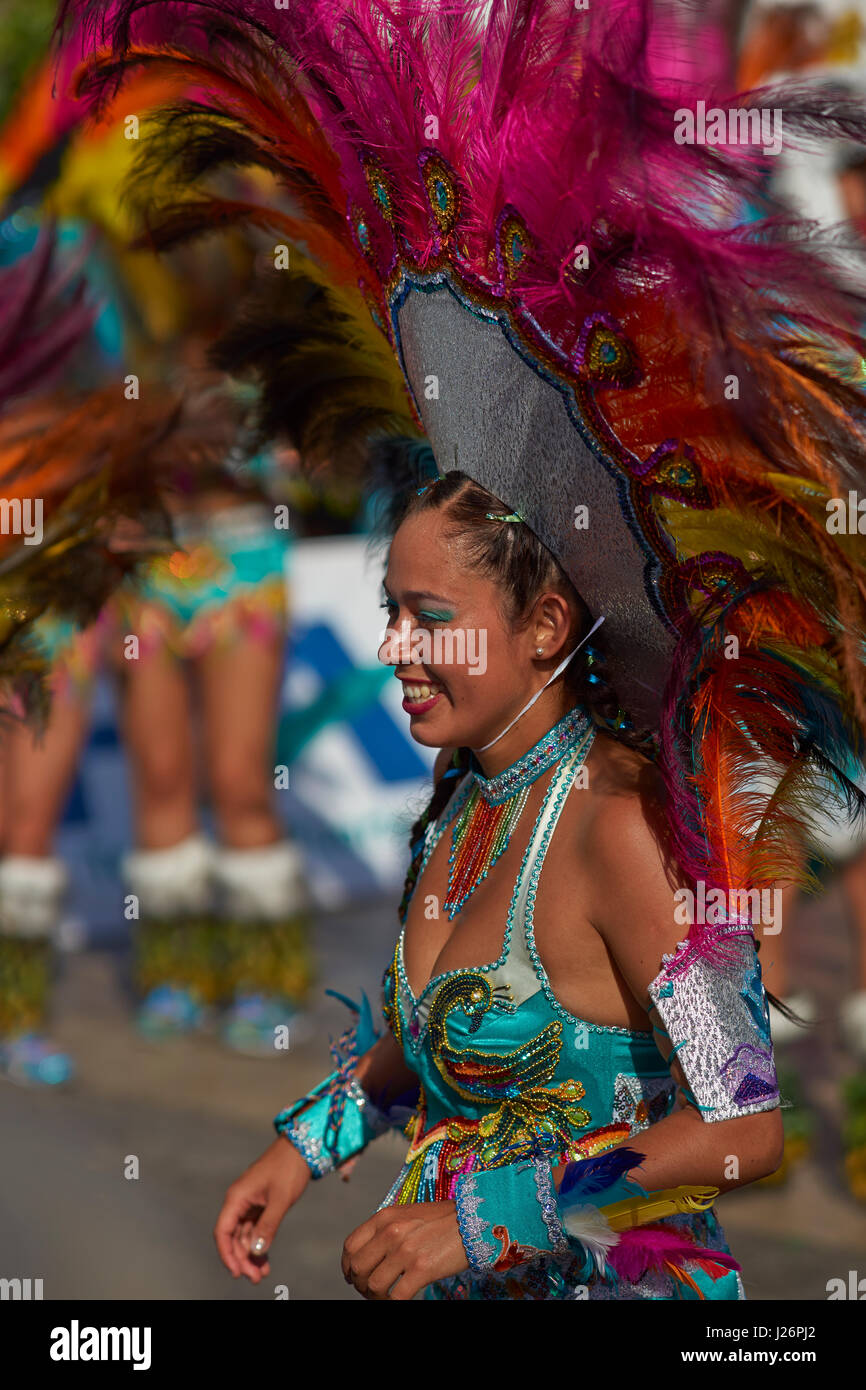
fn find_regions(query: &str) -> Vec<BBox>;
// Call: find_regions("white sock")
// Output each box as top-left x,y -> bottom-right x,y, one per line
212,841 -> 308,920
123,833 -> 215,918
0,856 -> 68,939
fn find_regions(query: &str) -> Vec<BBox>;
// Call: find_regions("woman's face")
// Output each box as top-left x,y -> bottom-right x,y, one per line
378,509 -> 546,750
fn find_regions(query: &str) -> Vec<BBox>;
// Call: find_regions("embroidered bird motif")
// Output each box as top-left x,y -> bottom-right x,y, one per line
425,973 -> 591,1164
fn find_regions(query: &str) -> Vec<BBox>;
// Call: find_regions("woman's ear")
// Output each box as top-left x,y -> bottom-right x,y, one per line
531,591 -> 572,660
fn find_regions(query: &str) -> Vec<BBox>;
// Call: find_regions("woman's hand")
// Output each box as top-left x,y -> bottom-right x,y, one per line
214,1137 -> 311,1283
341,1201 -> 469,1300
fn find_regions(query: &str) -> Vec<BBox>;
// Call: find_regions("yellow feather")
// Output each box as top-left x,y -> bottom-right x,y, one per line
602,1185 -> 720,1232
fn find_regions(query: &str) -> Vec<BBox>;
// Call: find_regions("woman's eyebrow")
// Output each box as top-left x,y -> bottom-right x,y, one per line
381,584 -> 454,605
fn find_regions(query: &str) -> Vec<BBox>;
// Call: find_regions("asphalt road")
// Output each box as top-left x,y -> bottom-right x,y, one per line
2,891 -> 865,1300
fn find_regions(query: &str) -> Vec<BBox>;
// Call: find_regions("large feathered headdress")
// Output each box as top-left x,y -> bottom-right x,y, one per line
57,0 -> 866,921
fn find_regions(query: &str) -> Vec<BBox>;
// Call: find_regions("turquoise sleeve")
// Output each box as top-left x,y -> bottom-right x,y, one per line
274,1070 -> 392,1178
453,1158 -> 646,1273
454,1160 -> 568,1271
272,989 -> 398,1178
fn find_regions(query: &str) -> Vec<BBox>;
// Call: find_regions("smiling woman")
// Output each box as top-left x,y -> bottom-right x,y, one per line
378,473 -> 625,758
215,468 -> 785,1302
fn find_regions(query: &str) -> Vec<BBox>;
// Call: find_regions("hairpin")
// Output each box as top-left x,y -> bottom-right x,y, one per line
417,474 -> 444,496
485,511 -> 524,523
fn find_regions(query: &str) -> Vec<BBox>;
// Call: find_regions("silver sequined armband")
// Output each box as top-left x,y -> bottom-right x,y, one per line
647,924 -> 780,1122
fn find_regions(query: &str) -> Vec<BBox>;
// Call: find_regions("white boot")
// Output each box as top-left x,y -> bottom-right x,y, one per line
212,840 -> 308,920
123,835 -> 218,1038
0,856 -> 68,939
214,841 -> 312,1055
840,991 -> 866,1064
123,833 -> 215,918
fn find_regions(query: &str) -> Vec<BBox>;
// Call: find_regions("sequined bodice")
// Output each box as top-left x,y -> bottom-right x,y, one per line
380,743 -> 676,1206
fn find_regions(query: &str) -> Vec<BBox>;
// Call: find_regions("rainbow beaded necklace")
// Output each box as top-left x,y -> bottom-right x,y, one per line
444,705 -> 593,920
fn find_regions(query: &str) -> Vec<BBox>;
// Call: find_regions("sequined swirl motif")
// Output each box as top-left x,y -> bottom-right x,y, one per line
383,972 -> 591,1204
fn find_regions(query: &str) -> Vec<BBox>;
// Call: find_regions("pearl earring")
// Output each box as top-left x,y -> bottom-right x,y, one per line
536,647 -> 544,656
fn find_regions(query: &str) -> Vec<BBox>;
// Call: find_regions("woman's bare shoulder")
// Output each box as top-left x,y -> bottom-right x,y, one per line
585,733 -> 665,823
582,734 -> 685,941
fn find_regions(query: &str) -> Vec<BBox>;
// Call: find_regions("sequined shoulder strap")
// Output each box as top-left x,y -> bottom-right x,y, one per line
506,735 -> 595,971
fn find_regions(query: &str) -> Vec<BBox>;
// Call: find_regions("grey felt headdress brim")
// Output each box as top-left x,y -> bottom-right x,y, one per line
397,275 -> 677,731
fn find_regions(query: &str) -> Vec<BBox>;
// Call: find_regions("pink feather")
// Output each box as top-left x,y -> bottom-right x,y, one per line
607,1224 -> 741,1285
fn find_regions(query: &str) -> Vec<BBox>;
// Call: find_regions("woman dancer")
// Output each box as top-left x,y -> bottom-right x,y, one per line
61,0 -> 866,1298
0,225 -> 236,1080
217,470 -> 785,1300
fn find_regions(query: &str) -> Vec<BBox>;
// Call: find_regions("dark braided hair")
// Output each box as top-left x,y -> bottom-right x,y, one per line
394,471 -> 653,922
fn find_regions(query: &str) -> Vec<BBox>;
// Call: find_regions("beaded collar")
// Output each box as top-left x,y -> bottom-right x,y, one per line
469,705 -> 593,807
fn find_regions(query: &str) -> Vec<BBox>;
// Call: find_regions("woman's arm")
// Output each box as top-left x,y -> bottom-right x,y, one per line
552,1104 -> 782,1194
216,1023 -> 419,1283
586,786 -> 784,1189
355,1029 -> 422,1111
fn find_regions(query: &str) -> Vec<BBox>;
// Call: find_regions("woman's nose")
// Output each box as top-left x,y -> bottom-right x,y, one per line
378,617 -> 413,666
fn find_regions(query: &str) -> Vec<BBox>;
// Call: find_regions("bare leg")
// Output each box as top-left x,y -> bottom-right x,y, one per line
115,614 -> 219,1028
197,629 -> 285,849
118,628 -> 197,851
197,623 -> 313,1040
0,699 -> 91,856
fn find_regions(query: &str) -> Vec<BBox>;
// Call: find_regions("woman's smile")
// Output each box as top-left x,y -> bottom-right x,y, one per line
399,676 -> 446,714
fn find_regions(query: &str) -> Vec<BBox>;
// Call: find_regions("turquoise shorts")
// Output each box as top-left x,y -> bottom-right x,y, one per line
115,504 -> 291,657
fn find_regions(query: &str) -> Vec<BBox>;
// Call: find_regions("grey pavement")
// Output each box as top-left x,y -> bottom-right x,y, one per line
1,893 -> 865,1300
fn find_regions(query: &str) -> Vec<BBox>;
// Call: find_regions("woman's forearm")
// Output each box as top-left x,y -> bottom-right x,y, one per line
553,1104 -> 784,1194
273,1029 -> 419,1179
354,1030 -> 420,1111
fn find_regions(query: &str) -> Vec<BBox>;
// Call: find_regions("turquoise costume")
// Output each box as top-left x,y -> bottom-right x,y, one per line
379,743 -> 743,1301
277,712 -> 758,1301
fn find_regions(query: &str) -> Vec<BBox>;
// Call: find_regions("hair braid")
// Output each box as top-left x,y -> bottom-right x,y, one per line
397,746 -> 471,924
